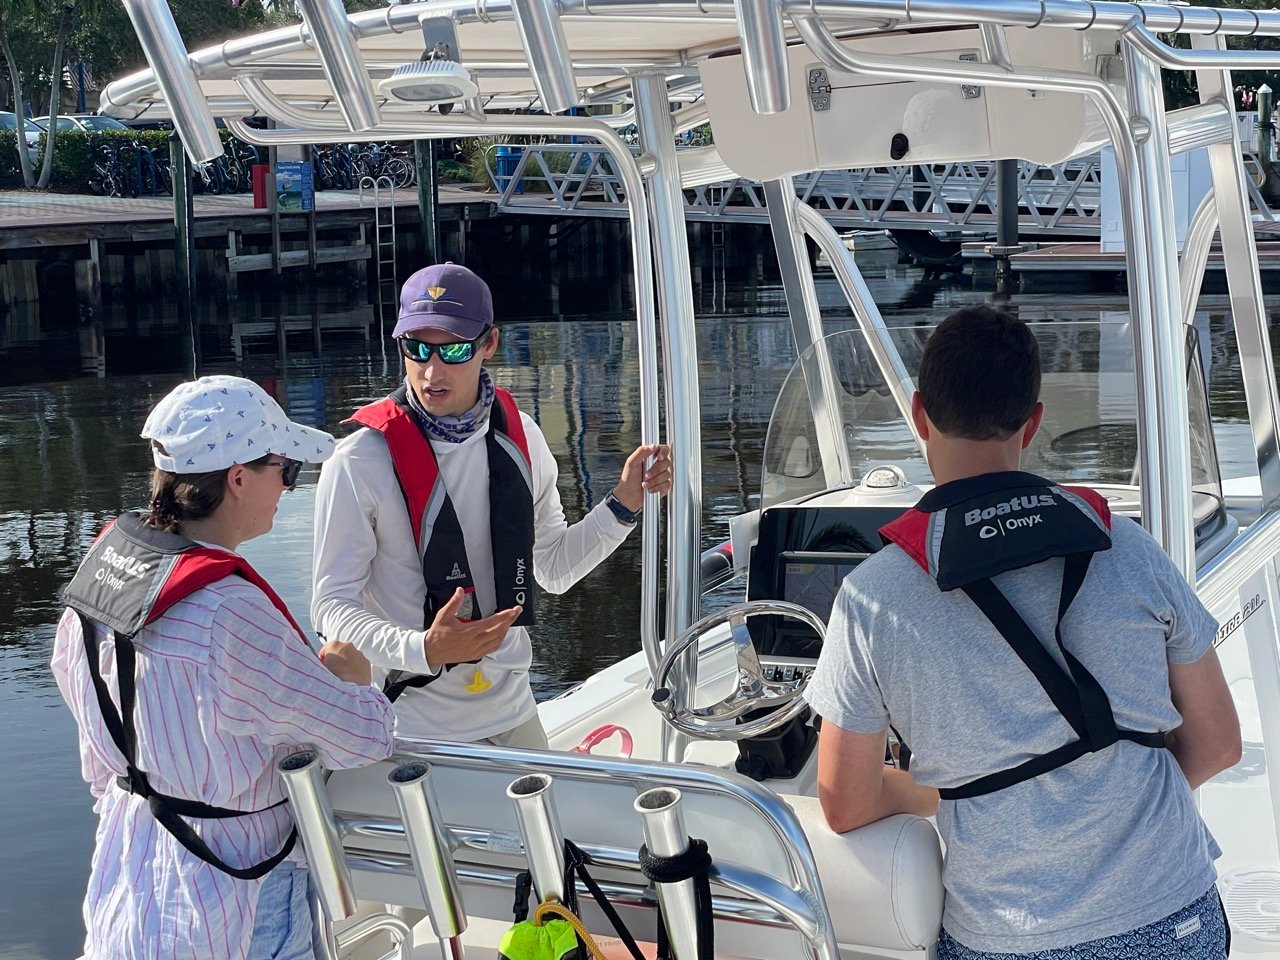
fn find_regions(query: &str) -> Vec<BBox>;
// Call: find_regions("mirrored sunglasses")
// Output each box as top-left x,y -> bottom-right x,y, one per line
397,329 -> 490,365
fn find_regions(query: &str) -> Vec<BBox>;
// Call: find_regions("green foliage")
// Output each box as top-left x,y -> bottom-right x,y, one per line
0,132 -> 22,188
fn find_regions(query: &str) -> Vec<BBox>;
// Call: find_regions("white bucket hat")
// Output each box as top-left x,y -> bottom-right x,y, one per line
141,375 -> 335,473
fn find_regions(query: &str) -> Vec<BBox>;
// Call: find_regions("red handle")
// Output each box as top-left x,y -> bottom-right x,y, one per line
571,723 -> 634,757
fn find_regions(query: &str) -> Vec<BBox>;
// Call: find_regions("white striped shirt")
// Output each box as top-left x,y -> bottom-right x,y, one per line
52,571 -> 395,960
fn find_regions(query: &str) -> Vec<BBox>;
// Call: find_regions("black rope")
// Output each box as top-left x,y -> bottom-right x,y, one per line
638,838 -> 714,960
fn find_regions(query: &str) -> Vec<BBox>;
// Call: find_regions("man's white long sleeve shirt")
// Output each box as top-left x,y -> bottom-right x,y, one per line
311,404 -> 633,741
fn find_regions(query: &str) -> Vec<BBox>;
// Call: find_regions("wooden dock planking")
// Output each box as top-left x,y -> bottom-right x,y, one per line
0,186 -> 493,250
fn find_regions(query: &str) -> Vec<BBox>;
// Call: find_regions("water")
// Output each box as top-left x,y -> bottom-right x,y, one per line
0,248 -> 1263,958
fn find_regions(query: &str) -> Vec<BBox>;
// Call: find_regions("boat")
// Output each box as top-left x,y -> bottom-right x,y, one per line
100,0 -> 1280,956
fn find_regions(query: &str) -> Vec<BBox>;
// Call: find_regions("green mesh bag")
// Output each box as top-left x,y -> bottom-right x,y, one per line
497,913 -> 582,960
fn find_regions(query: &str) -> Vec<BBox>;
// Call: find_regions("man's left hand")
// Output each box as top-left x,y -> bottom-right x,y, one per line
613,444 -> 672,512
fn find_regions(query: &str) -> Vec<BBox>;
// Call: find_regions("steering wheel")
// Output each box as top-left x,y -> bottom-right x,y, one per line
650,600 -> 827,741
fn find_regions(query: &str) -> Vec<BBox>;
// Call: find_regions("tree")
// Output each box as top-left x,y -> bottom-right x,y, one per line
0,2 -> 39,188
0,0 -> 271,189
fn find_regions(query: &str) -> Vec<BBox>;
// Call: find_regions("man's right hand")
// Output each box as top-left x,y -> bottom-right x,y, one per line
424,587 -> 521,669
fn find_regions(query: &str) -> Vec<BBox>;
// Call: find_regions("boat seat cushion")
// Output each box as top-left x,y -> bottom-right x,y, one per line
781,794 -> 944,950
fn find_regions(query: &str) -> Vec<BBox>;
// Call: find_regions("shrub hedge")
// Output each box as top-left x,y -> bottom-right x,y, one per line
1,128 -> 189,192
1,128 -> 475,192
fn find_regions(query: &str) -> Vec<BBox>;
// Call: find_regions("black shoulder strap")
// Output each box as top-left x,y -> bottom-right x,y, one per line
79,613 -> 296,880
958,553 -> 1094,742
942,553 -> 1164,801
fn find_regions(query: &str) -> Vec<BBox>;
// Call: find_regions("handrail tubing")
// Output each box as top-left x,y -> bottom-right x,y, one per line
335,843 -> 823,938
790,11 -> 1196,577
101,0 -> 1280,126
389,737 -> 841,959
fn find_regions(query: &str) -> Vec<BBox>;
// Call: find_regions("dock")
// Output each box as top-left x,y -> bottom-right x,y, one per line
0,186 -> 492,249
962,223 -> 1280,291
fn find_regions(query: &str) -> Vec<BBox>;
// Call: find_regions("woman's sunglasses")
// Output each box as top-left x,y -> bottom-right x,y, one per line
397,329 -> 491,365
260,458 -> 303,490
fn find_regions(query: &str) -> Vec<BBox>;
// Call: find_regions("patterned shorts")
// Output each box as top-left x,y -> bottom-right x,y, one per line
937,887 -> 1228,960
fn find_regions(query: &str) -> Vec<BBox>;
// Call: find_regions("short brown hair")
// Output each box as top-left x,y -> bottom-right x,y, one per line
917,305 -> 1041,441
143,443 -> 272,534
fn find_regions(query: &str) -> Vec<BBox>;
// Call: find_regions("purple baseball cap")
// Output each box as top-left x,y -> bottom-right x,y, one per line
393,262 -> 494,339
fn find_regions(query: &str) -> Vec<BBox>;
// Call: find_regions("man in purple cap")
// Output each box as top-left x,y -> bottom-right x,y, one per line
311,262 -> 672,746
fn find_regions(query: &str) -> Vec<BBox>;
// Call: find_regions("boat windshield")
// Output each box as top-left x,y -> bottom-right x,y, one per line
762,319 -> 1224,517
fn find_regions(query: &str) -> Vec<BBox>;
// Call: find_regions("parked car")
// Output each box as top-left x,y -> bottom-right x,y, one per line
34,114 -> 132,134
0,111 -> 43,162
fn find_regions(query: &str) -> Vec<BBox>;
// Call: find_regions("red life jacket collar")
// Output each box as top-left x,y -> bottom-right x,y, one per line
64,512 -> 308,644
345,386 -> 531,554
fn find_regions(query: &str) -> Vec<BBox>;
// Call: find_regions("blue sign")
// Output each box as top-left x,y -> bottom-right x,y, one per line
276,160 -> 314,211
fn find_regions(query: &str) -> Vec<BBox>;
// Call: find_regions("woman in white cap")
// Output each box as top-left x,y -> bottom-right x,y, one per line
52,375 -> 395,960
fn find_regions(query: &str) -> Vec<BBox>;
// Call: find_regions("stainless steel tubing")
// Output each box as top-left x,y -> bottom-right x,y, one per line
790,13 -> 1191,570
1122,35 -> 1197,580
634,72 -> 704,764
763,178 -> 850,489
791,0 -> 1280,37
295,0 -> 380,132
635,788 -> 702,960
1179,192 -> 1218,331
794,202 -> 920,454
507,774 -> 567,903
119,0 -> 223,164
238,75 -> 348,131
735,0 -> 791,114
1190,33 -> 1280,513
510,0 -> 580,113
279,750 -> 358,920
388,762 -> 468,953
1165,102 -> 1236,156
1129,23 -> 1280,70
332,913 -> 414,960
224,111 -> 664,679
396,736 -> 841,960
979,22 -> 1012,71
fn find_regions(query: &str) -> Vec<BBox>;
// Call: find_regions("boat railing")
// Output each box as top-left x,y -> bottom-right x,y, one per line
290,738 -> 843,960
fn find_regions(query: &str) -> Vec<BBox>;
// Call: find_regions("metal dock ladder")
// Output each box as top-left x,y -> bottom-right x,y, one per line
360,175 -> 398,342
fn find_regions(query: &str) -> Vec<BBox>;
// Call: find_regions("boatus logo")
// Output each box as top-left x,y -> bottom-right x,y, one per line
965,494 -> 1056,538
95,544 -> 153,589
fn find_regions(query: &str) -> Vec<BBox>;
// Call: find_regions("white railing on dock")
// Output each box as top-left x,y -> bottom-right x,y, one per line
488,143 -> 1277,236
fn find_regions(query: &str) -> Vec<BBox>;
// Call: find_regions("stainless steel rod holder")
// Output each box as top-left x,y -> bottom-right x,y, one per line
507,774 -> 566,903
388,761 -> 468,951
278,749 -> 357,921
635,787 -> 703,960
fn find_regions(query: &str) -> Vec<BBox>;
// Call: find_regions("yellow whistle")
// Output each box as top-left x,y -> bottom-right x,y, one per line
465,667 -> 492,694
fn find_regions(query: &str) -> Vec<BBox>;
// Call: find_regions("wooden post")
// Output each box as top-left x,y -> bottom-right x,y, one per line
415,139 -> 440,265
76,243 -> 105,378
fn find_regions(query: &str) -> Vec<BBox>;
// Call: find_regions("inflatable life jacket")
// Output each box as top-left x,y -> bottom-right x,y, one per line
879,471 -> 1168,800
346,385 -> 535,702
62,512 -> 304,880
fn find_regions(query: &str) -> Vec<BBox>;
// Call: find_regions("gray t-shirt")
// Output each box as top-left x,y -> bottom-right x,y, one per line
806,514 -> 1221,953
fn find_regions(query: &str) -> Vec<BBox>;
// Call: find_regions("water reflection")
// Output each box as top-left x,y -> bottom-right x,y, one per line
0,251 -> 1271,958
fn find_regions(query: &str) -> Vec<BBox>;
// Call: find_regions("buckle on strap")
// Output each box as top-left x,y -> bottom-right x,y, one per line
117,769 -> 152,799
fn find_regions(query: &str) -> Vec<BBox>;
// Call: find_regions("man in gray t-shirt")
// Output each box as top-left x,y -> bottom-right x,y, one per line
805,306 -> 1241,958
